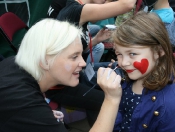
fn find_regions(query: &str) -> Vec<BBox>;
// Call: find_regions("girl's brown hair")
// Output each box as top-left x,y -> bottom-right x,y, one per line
112,11 -> 175,91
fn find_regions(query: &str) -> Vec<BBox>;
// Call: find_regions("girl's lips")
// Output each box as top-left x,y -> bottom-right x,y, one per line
125,70 -> 134,73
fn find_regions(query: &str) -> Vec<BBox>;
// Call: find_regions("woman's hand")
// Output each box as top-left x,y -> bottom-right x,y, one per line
52,110 -> 64,122
97,67 -> 122,102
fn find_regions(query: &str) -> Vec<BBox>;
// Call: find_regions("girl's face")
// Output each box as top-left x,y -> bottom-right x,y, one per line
115,44 -> 159,81
47,37 -> 86,87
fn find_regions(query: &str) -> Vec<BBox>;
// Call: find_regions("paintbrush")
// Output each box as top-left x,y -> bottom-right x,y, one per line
83,66 -> 125,96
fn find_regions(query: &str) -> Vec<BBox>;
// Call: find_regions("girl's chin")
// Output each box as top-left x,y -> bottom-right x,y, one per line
128,75 -> 138,80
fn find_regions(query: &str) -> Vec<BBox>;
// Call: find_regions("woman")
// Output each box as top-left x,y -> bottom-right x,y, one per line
0,19 -> 122,132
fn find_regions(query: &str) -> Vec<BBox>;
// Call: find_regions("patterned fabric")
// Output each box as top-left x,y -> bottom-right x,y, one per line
119,83 -> 141,132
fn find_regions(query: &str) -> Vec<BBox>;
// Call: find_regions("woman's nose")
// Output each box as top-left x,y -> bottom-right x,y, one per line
79,57 -> 86,67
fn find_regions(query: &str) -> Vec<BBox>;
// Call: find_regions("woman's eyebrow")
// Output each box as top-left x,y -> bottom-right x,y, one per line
68,51 -> 82,57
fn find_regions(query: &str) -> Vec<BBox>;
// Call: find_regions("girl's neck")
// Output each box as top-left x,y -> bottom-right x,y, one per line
132,80 -> 143,95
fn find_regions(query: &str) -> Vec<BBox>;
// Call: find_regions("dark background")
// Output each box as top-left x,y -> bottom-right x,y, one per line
0,0 -> 52,57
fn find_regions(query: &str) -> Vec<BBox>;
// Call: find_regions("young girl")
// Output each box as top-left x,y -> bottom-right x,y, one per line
112,11 -> 175,131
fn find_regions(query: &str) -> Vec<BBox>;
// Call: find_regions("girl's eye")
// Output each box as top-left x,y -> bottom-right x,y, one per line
130,53 -> 137,56
116,54 -> 122,59
116,53 -> 122,56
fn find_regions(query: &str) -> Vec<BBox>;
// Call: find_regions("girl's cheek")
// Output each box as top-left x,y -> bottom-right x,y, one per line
133,58 -> 149,74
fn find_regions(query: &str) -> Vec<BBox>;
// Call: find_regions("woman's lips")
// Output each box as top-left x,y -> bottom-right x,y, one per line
73,72 -> 80,77
125,69 -> 134,73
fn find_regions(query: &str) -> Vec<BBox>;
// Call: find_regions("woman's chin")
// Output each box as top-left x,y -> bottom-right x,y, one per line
69,81 -> 79,87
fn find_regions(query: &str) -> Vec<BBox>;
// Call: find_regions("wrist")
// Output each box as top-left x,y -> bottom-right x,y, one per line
92,36 -> 99,46
104,96 -> 121,105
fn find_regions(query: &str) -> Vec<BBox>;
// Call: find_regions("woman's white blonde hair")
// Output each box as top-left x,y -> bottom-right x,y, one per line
15,18 -> 83,81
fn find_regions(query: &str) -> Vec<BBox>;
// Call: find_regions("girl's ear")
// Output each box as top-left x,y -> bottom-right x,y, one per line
159,46 -> 165,57
154,46 -> 165,59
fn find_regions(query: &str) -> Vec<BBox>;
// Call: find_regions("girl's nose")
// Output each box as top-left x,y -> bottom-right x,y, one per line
121,56 -> 131,67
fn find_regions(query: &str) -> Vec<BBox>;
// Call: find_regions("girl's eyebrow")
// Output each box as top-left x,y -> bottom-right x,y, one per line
115,49 -> 133,53
116,46 -> 145,53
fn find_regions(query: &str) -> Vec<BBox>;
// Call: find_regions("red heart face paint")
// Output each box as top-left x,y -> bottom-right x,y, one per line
133,59 -> 149,74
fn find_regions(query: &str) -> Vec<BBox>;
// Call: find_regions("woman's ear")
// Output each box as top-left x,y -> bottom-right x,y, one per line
39,60 -> 49,70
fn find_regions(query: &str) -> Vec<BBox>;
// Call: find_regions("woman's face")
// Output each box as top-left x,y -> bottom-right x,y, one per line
47,37 -> 86,87
115,44 -> 159,81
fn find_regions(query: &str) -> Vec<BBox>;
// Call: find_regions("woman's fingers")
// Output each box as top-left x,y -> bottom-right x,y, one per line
97,68 -> 121,89
52,110 -> 64,120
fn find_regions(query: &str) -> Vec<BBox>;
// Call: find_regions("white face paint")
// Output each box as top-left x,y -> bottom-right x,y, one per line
65,64 -> 72,71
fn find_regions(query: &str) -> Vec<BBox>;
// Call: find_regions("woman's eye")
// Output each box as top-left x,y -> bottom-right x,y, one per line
72,56 -> 78,59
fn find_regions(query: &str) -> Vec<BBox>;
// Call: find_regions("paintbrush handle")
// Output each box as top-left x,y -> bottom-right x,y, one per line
83,83 -> 98,96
